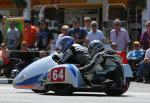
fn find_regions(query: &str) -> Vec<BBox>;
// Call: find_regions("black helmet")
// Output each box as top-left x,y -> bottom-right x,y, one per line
88,40 -> 104,57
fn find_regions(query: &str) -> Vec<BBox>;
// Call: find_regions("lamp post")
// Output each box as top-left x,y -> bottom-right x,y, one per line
23,0 -> 31,20
102,0 -> 108,21
147,0 -> 150,20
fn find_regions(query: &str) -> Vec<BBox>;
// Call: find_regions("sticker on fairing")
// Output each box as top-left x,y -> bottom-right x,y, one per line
49,68 -> 65,82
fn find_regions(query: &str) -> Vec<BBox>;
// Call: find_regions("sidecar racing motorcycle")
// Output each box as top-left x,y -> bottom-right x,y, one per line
13,52 -> 133,96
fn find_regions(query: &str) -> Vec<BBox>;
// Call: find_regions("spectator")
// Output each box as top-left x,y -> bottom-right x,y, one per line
0,43 -> 10,65
6,20 -> 21,50
55,25 -> 69,51
0,30 -> 3,45
140,21 -> 150,50
87,21 -> 105,44
9,41 -> 33,70
67,18 -> 87,45
83,17 -> 91,32
111,42 -> 117,51
110,19 -> 130,51
127,41 -> 145,75
135,40 -> 150,83
22,19 -> 38,48
33,50 -> 47,61
127,41 -> 145,60
37,20 -> 54,50
0,43 -> 10,77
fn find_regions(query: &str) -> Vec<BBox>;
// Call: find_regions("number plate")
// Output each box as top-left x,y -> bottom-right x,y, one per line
50,68 -> 65,82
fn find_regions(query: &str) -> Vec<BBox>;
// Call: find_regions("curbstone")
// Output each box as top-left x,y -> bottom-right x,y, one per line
0,78 -> 13,84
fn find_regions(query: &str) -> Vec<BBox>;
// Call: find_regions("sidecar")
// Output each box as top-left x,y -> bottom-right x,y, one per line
13,55 -> 58,93
13,53 -> 133,95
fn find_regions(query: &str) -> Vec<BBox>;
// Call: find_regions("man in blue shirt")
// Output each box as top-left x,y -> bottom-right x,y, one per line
67,18 -> 87,46
127,41 -> 145,60
127,41 -> 145,77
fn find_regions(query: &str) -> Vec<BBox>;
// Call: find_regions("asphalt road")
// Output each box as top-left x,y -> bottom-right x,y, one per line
0,82 -> 150,103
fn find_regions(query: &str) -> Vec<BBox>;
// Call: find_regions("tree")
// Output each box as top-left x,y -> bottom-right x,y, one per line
12,0 -> 27,16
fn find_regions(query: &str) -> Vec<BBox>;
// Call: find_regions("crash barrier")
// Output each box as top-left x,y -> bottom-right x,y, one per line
0,49 -> 52,78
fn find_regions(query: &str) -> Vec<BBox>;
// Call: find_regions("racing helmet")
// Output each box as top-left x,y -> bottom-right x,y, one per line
59,36 -> 74,53
88,40 -> 105,57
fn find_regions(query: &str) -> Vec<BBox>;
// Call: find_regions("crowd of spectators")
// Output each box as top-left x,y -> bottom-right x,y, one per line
0,16 -> 149,81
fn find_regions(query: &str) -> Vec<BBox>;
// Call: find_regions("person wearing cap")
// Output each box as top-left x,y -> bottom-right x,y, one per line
6,20 -> 21,50
140,20 -> 150,50
22,19 -> 38,48
127,41 -> 145,76
37,20 -> 54,50
67,18 -> 87,46
110,18 -> 130,51
87,21 -> 105,44
135,40 -> 150,83
127,41 -> 144,60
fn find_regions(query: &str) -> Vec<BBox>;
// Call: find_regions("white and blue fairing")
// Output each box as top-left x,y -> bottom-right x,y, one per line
13,55 -> 58,89
44,64 -> 85,88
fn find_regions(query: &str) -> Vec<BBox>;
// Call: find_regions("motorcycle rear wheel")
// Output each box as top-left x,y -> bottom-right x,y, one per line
105,81 -> 130,96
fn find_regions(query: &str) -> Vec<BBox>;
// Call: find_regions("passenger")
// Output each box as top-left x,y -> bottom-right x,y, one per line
80,40 -> 124,87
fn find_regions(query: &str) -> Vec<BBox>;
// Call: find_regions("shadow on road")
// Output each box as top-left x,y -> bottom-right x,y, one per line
40,92 -> 130,97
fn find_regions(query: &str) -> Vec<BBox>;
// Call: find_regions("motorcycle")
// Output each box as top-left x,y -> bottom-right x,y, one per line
13,52 -> 133,96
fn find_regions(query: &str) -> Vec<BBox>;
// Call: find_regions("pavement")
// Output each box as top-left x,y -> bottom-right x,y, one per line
0,78 -> 13,84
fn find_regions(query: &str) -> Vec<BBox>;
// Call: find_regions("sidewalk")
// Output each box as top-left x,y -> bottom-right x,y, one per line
0,77 -> 13,84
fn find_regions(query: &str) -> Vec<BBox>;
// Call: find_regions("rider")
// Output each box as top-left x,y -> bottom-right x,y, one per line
80,40 -> 124,87
58,36 -> 91,66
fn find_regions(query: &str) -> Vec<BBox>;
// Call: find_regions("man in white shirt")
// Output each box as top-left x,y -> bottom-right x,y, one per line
87,21 -> 105,44
110,19 -> 130,51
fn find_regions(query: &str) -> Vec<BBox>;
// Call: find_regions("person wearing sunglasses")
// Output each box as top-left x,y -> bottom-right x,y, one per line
135,40 -> 150,83
110,19 -> 130,51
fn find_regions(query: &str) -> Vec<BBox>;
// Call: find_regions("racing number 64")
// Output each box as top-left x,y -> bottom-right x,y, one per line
50,68 -> 65,82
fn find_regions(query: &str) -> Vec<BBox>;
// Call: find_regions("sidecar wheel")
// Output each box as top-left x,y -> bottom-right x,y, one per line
52,84 -> 74,95
32,89 -> 49,93
105,81 -> 130,96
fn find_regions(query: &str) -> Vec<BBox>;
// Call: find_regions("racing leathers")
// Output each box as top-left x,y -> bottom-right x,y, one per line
58,44 -> 91,66
80,50 -> 124,86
